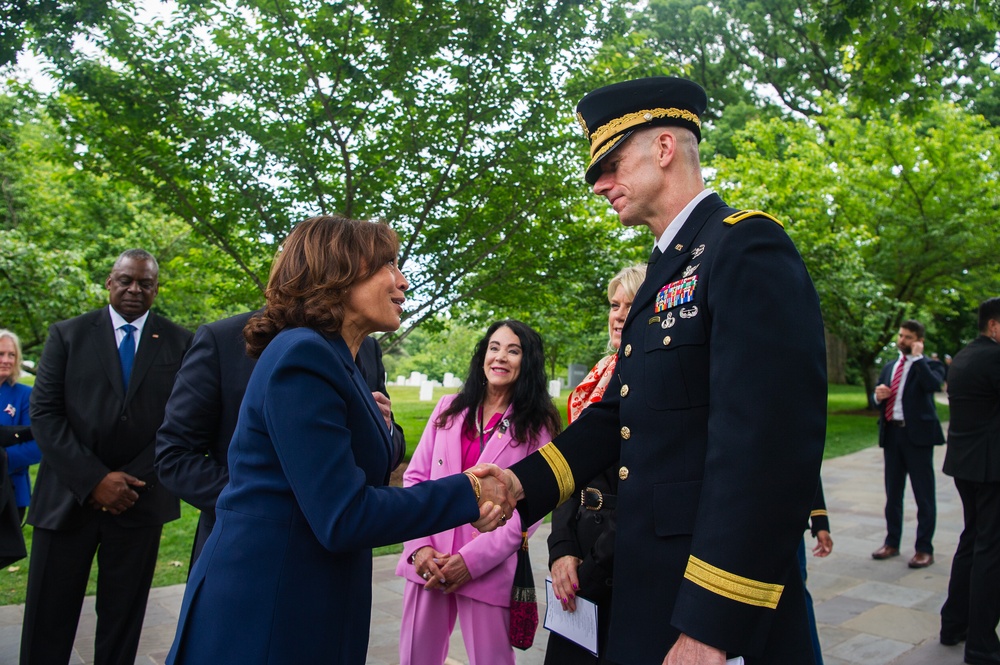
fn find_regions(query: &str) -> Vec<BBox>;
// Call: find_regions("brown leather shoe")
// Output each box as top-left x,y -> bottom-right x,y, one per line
872,545 -> 900,560
908,552 -> 934,568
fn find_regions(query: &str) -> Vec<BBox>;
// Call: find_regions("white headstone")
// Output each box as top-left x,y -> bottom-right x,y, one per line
548,379 -> 561,398
419,381 -> 434,401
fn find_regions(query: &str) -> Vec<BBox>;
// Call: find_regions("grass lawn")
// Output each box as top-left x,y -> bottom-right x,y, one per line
0,382 -> 929,606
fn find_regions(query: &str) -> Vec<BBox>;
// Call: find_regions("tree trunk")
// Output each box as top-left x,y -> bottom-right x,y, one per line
825,329 -> 848,384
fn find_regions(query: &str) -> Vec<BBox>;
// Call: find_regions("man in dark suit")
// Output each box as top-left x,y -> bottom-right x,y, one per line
501,77 -> 827,664
871,319 -> 945,569
22,249 -> 192,665
939,297 -> 1000,664
155,310 -> 405,567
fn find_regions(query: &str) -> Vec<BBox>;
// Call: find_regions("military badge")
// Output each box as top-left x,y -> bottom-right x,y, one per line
655,275 -> 698,312
680,305 -> 699,319
682,263 -> 700,278
691,244 -> 706,259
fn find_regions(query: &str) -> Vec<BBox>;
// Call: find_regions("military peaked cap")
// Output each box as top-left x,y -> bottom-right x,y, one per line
576,76 -> 708,185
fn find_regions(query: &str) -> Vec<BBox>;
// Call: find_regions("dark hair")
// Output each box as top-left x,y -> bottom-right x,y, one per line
978,298 -> 1000,332
435,320 -> 562,444
244,215 -> 398,358
900,319 -> 925,339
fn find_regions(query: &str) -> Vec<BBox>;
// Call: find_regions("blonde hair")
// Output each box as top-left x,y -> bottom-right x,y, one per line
0,329 -> 23,385
607,264 -> 647,303
606,264 -> 647,352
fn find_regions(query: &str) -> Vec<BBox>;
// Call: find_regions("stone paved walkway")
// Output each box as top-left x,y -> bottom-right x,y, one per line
0,438 -> 989,664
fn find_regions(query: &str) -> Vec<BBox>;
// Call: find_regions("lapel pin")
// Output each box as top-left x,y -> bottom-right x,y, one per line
674,243 -> 684,251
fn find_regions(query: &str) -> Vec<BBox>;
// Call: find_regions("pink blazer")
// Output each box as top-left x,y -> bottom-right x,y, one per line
395,394 -> 549,607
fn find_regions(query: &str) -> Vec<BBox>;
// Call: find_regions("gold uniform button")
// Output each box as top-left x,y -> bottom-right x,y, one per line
624,344 -> 632,357
620,426 -> 631,440
663,335 -> 672,346
619,466 -> 629,480
620,384 -> 629,398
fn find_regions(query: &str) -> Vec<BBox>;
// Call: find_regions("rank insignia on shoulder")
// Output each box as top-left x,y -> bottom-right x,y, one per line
723,210 -> 784,228
655,275 -> 698,313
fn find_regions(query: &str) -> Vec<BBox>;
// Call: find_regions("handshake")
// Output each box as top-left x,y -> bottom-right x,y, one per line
463,464 -> 525,532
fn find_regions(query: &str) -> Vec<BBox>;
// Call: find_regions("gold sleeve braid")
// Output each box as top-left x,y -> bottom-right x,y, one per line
538,443 -> 575,506
683,555 -> 784,609
810,509 -> 828,518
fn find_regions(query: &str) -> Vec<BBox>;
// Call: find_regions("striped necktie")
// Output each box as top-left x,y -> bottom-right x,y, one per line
883,357 -> 906,420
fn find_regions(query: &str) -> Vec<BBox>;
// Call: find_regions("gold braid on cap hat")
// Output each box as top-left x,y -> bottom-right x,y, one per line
589,107 -> 701,159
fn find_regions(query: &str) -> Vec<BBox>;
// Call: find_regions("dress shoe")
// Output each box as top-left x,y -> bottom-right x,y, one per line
965,648 -> 1000,664
871,545 -> 900,560
940,630 -> 967,646
908,552 -> 934,568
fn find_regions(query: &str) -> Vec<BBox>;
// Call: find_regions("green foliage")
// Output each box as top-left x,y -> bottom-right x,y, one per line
712,100 -> 1000,396
382,320 -> 483,383
0,93 -> 253,352
0,0 -> 114,66
15,0 -> 628,351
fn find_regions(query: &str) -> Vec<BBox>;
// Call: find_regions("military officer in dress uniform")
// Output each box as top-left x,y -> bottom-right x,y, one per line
501,77 -> 827,664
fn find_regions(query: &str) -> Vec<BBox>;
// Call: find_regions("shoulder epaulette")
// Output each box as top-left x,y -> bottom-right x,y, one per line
723,210 -> 784,228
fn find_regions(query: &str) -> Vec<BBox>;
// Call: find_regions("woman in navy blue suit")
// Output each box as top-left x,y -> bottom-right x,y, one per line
167,215 -> 510,664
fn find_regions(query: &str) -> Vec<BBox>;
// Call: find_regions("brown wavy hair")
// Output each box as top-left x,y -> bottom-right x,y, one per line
244,215 -> 398,358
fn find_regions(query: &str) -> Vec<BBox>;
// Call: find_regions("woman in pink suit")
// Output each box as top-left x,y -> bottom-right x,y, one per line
397,319 -> 562,665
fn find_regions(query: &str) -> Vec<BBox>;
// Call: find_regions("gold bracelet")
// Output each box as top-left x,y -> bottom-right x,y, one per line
464,471 -> 481,501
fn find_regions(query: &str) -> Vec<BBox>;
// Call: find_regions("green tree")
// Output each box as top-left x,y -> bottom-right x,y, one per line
0,92 -> 241,353
576,0 -> 998,160
712,101 -> 1000,399
19,0 -> 628,352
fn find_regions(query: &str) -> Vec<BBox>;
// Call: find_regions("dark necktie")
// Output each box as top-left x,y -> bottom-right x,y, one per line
648,246 -> 663,265
119,324 -> 137,391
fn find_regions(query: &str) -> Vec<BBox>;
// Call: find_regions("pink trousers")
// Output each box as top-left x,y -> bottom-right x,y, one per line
399,581 -> 515,665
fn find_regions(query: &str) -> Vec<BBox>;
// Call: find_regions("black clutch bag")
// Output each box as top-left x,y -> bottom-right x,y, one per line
0,426 -> 32,448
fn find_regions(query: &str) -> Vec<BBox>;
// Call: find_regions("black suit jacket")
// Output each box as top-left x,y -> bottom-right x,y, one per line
513,194 -> 827,662
943,335 -> 1000,483
876,355 -> 945,448
28,308 -> 192,530
154,312 -> 404,562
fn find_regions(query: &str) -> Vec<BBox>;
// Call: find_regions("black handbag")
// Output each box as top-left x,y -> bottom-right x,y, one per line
508,515 -> 538,650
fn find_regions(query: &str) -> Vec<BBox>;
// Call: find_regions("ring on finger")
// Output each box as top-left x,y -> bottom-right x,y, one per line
422,571 -> 431,580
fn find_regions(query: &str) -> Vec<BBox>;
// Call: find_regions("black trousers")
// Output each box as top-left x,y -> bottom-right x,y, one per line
940,478 -> 1000,655
882,425 -> 936,553
20,513 -> 162,665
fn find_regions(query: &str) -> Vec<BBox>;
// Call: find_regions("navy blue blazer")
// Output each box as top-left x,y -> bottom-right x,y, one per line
166,328 -> 476,664
876,355 -> 945,448
155,312 -> 405,564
